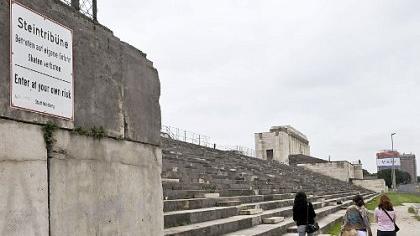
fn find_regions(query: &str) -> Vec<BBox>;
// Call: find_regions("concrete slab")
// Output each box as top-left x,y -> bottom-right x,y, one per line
217,200 -> 242,207
194,193 -> 220,198
0,119 -> 48,236
49,130 -> 163,236
262,217 -> 285,224
240,208 -> 263,215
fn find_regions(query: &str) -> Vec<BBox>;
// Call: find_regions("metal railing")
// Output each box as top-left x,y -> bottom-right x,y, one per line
60,0 -> 97,20
161,125 -> 256,157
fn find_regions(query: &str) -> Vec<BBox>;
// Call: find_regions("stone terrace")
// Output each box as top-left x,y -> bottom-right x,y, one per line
161,137 -> 376,236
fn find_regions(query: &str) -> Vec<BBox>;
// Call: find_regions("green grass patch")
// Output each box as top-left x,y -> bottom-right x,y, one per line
414,215 -> 420,221
366,192 -> 420,210
325,221 -> 342,236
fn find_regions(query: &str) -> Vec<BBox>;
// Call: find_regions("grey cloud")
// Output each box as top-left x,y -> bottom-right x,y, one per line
100,0 -> 420,173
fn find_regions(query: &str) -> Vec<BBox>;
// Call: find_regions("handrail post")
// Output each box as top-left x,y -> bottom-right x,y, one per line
92,0 -> 98,21
71,0 -> 80,10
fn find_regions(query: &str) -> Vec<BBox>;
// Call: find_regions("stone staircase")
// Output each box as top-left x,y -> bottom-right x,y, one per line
161,138 -> 377,235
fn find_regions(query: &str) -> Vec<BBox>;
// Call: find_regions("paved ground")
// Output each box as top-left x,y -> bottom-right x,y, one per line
370,203 -> 419,236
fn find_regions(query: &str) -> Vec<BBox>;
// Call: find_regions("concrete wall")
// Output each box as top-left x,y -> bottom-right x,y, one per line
0,0 -> 163,235
352,179 -> 388,193
0,119 -> 48,236
49,130 -> 163,235
300,161 -> 358,182
0,118 -> 164,236
0,0 -> 161,145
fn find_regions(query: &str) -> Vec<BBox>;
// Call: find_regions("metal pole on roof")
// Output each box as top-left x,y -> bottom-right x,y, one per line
391,133 -> 397,191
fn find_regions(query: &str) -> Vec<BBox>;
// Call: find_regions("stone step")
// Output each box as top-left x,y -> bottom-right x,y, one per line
164,206 -> 238,228
163,191 -> 369,231
194,193 -> 220,198
262,217 -> 284,224
217,200 -> 242,207
163,192 -> 306,212
163,195 -> 348,236
286,193 -> 378,233
164,195 -> 305,227
164,189 -> 257,200
224,217 -> 295,236
240,208 -> 263,215
222,193 -> 375,236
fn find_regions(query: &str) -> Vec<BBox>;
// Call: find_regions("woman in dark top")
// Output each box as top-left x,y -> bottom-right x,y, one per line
293,192 -> 316,236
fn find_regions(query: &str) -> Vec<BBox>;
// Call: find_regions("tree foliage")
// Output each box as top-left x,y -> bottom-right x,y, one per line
377,169 -> 411,188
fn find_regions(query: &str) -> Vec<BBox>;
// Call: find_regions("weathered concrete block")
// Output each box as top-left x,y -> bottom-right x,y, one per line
216,200 -> 242,207
262,217 -> 285,224
0,0 -> 161,145
239,208 -> 263,215
0,119 -> 48,236
49,130 -> 163,236
162,178 -> 180,183
194,193 -> 220,198
121,42 -> 161,145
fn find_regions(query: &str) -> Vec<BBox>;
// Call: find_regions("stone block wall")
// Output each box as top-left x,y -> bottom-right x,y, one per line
1,118 -> 163,235
352,179 -> 387,193
0,0 -> 161,145
0,0 -> 163,235
49,129 -> 163,235
0,119 -> 48,236
300,161 -> 357,182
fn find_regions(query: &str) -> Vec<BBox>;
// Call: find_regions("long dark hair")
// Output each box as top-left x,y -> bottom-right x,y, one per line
294,192 -> 308,207
353,195 -> 365,207
378,194 -> 394,211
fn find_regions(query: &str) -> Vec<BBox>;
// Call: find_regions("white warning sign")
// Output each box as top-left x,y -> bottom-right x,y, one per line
11,2 -> 73,119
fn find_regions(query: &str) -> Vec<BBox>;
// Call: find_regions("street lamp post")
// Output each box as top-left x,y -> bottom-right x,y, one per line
391,133 -> 397,191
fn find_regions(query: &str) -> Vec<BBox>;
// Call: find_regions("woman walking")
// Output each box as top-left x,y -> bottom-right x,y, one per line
293,192 -> 317,236
375,195 -> 398,236
341,195 -> 372,236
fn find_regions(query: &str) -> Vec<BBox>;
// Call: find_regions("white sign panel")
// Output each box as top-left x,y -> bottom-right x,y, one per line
11,2 -> 73,119
377,158 -> 400,167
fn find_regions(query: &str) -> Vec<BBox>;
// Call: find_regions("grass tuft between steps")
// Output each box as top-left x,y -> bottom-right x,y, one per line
324,221 -> 341,236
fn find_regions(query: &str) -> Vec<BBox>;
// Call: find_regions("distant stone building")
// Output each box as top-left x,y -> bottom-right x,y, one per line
400,153 -> 417,184
255,126 -> 310,163
376,151 -> 417,184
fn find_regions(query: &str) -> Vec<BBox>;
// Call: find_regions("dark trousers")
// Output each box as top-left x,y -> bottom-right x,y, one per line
377,230 -> 396,236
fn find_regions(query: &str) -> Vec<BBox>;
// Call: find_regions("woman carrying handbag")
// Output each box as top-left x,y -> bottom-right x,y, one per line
341,195 -> 372,236
374,195 -> 399,236
293,192 -> 318,236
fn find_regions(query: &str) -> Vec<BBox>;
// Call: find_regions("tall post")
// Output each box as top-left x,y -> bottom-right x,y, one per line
92,0 -> 98,21
391,133 -> 397,191
71,0 -> 80,10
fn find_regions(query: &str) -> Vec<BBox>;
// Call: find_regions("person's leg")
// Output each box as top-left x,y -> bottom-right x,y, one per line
297,225 -> 306,236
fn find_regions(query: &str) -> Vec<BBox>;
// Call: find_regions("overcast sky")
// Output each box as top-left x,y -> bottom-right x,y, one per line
100,0 -> 420,174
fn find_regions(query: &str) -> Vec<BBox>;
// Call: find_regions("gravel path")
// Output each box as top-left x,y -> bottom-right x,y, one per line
370,203 -> 419,236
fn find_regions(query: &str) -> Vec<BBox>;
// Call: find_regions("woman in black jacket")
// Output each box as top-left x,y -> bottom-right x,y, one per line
293,192 -> 316,236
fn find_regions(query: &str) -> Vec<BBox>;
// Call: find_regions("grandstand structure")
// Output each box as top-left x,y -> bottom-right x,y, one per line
161,137 -> 377,236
